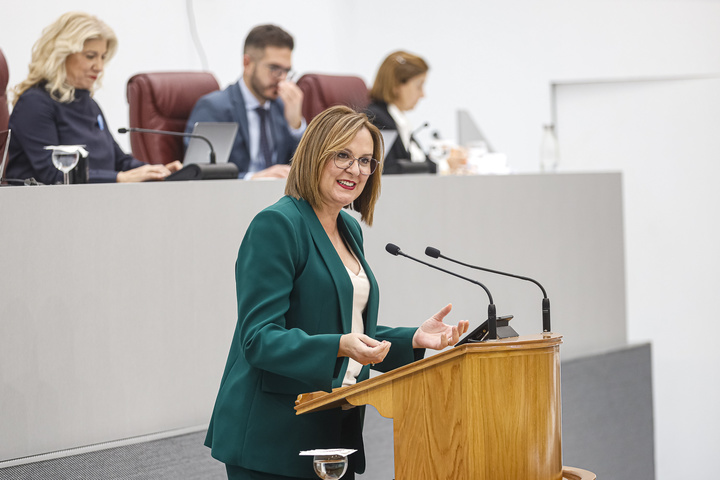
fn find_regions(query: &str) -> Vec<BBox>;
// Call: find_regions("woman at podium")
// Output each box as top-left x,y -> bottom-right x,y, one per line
205,105 -> 468,479
6,12 -> 180,184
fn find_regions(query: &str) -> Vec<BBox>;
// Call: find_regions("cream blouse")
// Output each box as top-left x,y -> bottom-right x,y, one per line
341,255 -> 371,387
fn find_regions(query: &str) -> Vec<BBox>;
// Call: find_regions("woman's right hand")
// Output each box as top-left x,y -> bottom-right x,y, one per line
447,147 -> 468,173
338,333 -> 391,365
116,163 -> 173,183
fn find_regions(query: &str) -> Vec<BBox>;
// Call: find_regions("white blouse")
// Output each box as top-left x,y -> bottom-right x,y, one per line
387,103 -> 427,163
341,256 -> 371,387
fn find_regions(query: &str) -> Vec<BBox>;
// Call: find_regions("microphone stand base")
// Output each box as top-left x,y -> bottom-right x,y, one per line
456,315 -> 518,346
165,163 -> 239,181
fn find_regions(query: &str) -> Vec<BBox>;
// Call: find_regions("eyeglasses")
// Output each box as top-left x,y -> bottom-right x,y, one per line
265,64 -> 293,79
333,151 -> 379,176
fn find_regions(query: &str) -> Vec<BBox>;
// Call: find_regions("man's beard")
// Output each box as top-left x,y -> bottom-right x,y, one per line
250,70 -> 278,102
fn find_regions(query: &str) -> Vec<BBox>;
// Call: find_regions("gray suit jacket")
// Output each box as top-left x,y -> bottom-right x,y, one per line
185,81 -> 299,177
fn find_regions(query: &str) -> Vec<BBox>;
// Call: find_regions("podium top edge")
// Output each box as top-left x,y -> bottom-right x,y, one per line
459,332 -> 563,351
295,333 -> 563,415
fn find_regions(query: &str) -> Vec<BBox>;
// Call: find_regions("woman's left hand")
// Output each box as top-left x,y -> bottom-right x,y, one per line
117,163 -> 173,183
166,160 -> 183,173
412,304 -> 469,350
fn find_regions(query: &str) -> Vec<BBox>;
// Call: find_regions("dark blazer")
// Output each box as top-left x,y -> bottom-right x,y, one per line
365,101 -> 436,174
205,196 -> 422,478
185,81 -> 299,177
7,86 -> 144,184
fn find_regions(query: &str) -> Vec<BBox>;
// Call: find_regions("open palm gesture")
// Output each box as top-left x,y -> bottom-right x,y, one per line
412,304 -> 469,350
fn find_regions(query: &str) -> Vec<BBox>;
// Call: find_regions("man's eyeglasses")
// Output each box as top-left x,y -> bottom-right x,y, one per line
333,151 -> 379,176
266,64 -> 293,79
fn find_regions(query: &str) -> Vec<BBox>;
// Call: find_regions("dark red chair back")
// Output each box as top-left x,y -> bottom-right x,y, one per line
297,73 -> 369,123
126,72 -> 219,164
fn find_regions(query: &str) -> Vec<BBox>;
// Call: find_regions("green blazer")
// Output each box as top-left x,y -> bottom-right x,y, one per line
205,196 -> 422,478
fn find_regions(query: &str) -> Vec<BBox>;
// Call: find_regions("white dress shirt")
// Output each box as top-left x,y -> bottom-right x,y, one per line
237,80 -> 306,177
387,103 -> 426,162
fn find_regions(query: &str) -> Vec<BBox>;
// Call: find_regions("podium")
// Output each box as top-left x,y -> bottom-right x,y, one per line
296,333 -> 596,480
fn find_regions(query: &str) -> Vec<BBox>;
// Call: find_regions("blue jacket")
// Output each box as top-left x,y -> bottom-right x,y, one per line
205,196 -> 422,477
185,81 -> 299,177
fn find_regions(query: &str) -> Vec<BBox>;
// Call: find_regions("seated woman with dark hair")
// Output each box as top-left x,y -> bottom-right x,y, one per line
365,50 -> 437,175
6,11 -> 181,184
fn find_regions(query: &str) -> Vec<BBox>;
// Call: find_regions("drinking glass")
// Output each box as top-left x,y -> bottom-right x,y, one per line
312,454 -> 348,479
51,150 -> 80,185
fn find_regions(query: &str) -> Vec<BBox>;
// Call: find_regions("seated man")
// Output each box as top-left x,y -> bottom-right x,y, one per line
185,24 -> 305,179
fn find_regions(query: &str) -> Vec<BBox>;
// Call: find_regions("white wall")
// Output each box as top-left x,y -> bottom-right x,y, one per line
3,1 -> 720,478
556,77 -> 720,480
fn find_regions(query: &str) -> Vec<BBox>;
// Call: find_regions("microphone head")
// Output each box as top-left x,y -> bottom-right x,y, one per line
425,246 -> 441,258
385,243 -> 401,256
117,128 -> 129,134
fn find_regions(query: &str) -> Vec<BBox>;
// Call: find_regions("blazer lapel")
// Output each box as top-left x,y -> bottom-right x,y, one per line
376,102 -> 409,161
292,198 -> 353,334
338,213 -> 379,338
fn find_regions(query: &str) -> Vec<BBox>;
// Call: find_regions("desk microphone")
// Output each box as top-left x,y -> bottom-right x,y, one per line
409,122 -> 430,156
118,127 -> 238,181
385,243 -> 499,341
410,122 -> 429,140
425,246 -> 552,333
119,127 -> 215,163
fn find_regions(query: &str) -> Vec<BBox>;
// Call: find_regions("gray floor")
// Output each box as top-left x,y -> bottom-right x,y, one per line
0,432 -> 225,480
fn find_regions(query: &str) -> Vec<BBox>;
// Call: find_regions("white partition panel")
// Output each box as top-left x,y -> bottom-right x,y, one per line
556,77 -> 720,479
0,173 -> 626,462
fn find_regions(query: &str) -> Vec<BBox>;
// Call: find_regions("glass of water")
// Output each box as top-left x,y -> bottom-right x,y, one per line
51,150 -> 80,185
312,454 -> 348,479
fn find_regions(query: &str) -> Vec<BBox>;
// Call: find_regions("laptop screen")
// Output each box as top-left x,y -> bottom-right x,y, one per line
457,110 -> 494,152
183,122 -> 238,165
380,129 -> 398,158
0,129 -> 11,181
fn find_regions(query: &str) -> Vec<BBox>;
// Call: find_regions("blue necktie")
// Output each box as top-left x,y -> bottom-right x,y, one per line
256,107 -> 273,168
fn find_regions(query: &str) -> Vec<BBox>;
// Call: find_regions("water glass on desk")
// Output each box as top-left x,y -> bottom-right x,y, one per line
45,145 -> 88,184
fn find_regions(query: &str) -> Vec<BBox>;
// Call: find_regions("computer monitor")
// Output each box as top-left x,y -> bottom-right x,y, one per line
0,129 -> 11,183
457,110 -> 494,152
183,122 -> 238,165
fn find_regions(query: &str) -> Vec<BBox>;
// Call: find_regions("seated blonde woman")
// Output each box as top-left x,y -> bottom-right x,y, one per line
6,12 -> 180,184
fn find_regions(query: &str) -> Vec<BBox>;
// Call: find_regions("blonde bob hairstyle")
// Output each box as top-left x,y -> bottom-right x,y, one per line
12,11 -> 118,105
369,50 -> 429,104
285,106 -> 384,226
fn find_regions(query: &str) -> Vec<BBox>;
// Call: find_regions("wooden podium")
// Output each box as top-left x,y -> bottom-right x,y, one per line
296,333 -> 596,480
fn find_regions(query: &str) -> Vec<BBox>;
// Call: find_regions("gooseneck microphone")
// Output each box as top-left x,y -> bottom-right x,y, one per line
409,122 -> 430,158
385,243 -> 498,340
118,127 -> 239,180
118,127 -> 216,163
410,122 -> 430,141
425,246 -> 552,333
